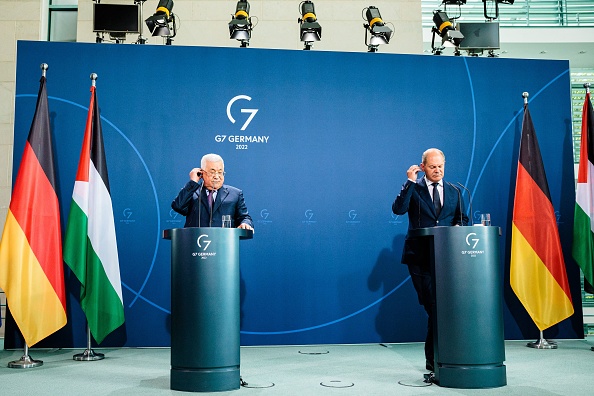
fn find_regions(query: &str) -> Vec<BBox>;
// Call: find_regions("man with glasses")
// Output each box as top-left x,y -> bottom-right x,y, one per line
172,153 -> 254,230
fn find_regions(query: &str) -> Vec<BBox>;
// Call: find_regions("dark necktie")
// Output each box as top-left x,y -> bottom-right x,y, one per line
208,190 -> 214,211
432,182 -> 441,217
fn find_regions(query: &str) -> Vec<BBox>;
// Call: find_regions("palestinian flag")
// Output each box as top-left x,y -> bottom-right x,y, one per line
63,83 -> 124,344
0,74 -> 67,345
573,89 -> 594,292
510,102 -> 574,331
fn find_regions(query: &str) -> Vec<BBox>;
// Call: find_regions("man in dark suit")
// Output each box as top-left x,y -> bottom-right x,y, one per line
171,153 -> 254,230
392,148 -> 468,372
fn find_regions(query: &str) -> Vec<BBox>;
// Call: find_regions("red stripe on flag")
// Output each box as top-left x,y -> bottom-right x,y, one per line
576,93 -> 591,184
513,162 -> 572,299
9,142 -> 66,308
74,87 -> 94,183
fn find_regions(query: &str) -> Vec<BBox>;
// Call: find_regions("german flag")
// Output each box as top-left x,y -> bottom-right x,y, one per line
0,73 -> 67,345
510,102 -> 574,331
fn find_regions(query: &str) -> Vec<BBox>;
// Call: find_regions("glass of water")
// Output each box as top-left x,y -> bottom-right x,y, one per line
480,213 -> 491,226
222,215 -> 232,228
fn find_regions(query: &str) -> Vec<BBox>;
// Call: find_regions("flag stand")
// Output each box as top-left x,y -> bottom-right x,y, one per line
73,324 -> 104,361
7,343 -> 43,368
527,330 -> 557,349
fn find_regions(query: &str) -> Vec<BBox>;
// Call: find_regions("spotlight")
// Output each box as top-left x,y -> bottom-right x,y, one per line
431,10 -> 464,55
229,1 -> 254,47
362,6 -> 393,53
298,1 -> 321,50
145,0 -> 176,44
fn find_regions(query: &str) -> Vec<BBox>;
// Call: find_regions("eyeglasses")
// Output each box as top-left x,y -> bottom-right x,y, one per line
204,171 -> 225,177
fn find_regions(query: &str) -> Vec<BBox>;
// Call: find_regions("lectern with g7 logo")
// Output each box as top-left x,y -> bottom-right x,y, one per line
163,227 -> 253,392
411,225 -> 506,388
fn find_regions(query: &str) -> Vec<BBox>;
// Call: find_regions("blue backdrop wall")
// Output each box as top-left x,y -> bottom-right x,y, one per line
4,40 -> 583,348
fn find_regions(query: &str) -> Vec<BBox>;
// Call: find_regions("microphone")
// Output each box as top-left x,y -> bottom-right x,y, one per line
456,182 -> 473,226
447,182 -> 464,226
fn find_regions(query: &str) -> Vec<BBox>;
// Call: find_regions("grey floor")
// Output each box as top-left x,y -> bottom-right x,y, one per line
1,338 -> 594,395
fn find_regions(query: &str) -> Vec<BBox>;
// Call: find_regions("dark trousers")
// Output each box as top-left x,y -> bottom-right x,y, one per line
407,264 -> 434,362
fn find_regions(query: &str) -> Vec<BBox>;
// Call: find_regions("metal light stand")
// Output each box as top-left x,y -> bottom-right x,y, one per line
165,14 -> 177,45
527,330 -> 558,349
483,0 -> 500,20
8,343 -> 43,368
430,28 -> 444,55
73,323 -> 105,361
135,0 -> 147,44
363,24 -> 378,53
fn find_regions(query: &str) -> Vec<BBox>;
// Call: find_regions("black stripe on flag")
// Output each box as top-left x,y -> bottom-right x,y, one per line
90,88 -> 111,195
27,76 -> 57,192
518,103 -> 552,201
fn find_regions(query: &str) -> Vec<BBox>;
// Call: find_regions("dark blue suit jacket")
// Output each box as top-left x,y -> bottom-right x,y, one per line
171,180 -> 253,228
392,178 -> 468,266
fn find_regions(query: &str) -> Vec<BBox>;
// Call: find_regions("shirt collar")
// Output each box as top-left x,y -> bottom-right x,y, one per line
424,177 -> 442,187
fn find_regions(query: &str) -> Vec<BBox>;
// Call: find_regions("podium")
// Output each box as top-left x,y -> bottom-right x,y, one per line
411,225 -> 506,388
163,227 -> 253,392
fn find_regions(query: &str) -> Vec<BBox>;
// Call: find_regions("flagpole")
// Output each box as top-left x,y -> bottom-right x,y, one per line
73,324 -> 105,361
7,342 -> 44,368
527,330 -> 557,349
583,81 -> 594,353
72,72 -> 105,362
520,91 -> 559,350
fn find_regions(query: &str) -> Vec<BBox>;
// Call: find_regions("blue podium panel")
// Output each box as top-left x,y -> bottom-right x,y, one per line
165,227 -> 252,392
414,226 -> 506,388
7,40 -> 580,348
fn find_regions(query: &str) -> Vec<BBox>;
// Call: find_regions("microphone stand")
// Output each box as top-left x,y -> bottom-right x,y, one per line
456,182 -> 473,225
197,182 -> 203,227
447,181 -> 464,226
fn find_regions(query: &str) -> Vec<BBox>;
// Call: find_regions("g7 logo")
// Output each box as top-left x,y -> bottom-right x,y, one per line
227,95 -> 258,131
197,234 -> 211,251
465,233 -> 479,249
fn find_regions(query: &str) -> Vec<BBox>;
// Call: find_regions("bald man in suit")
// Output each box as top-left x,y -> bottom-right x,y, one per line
392,148 -> 468,372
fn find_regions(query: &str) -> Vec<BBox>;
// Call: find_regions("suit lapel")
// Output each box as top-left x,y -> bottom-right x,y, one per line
200,188 -> 210,212
213,186 -> 228,213
418,178 -> 438,217
442,182 -> 457,213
